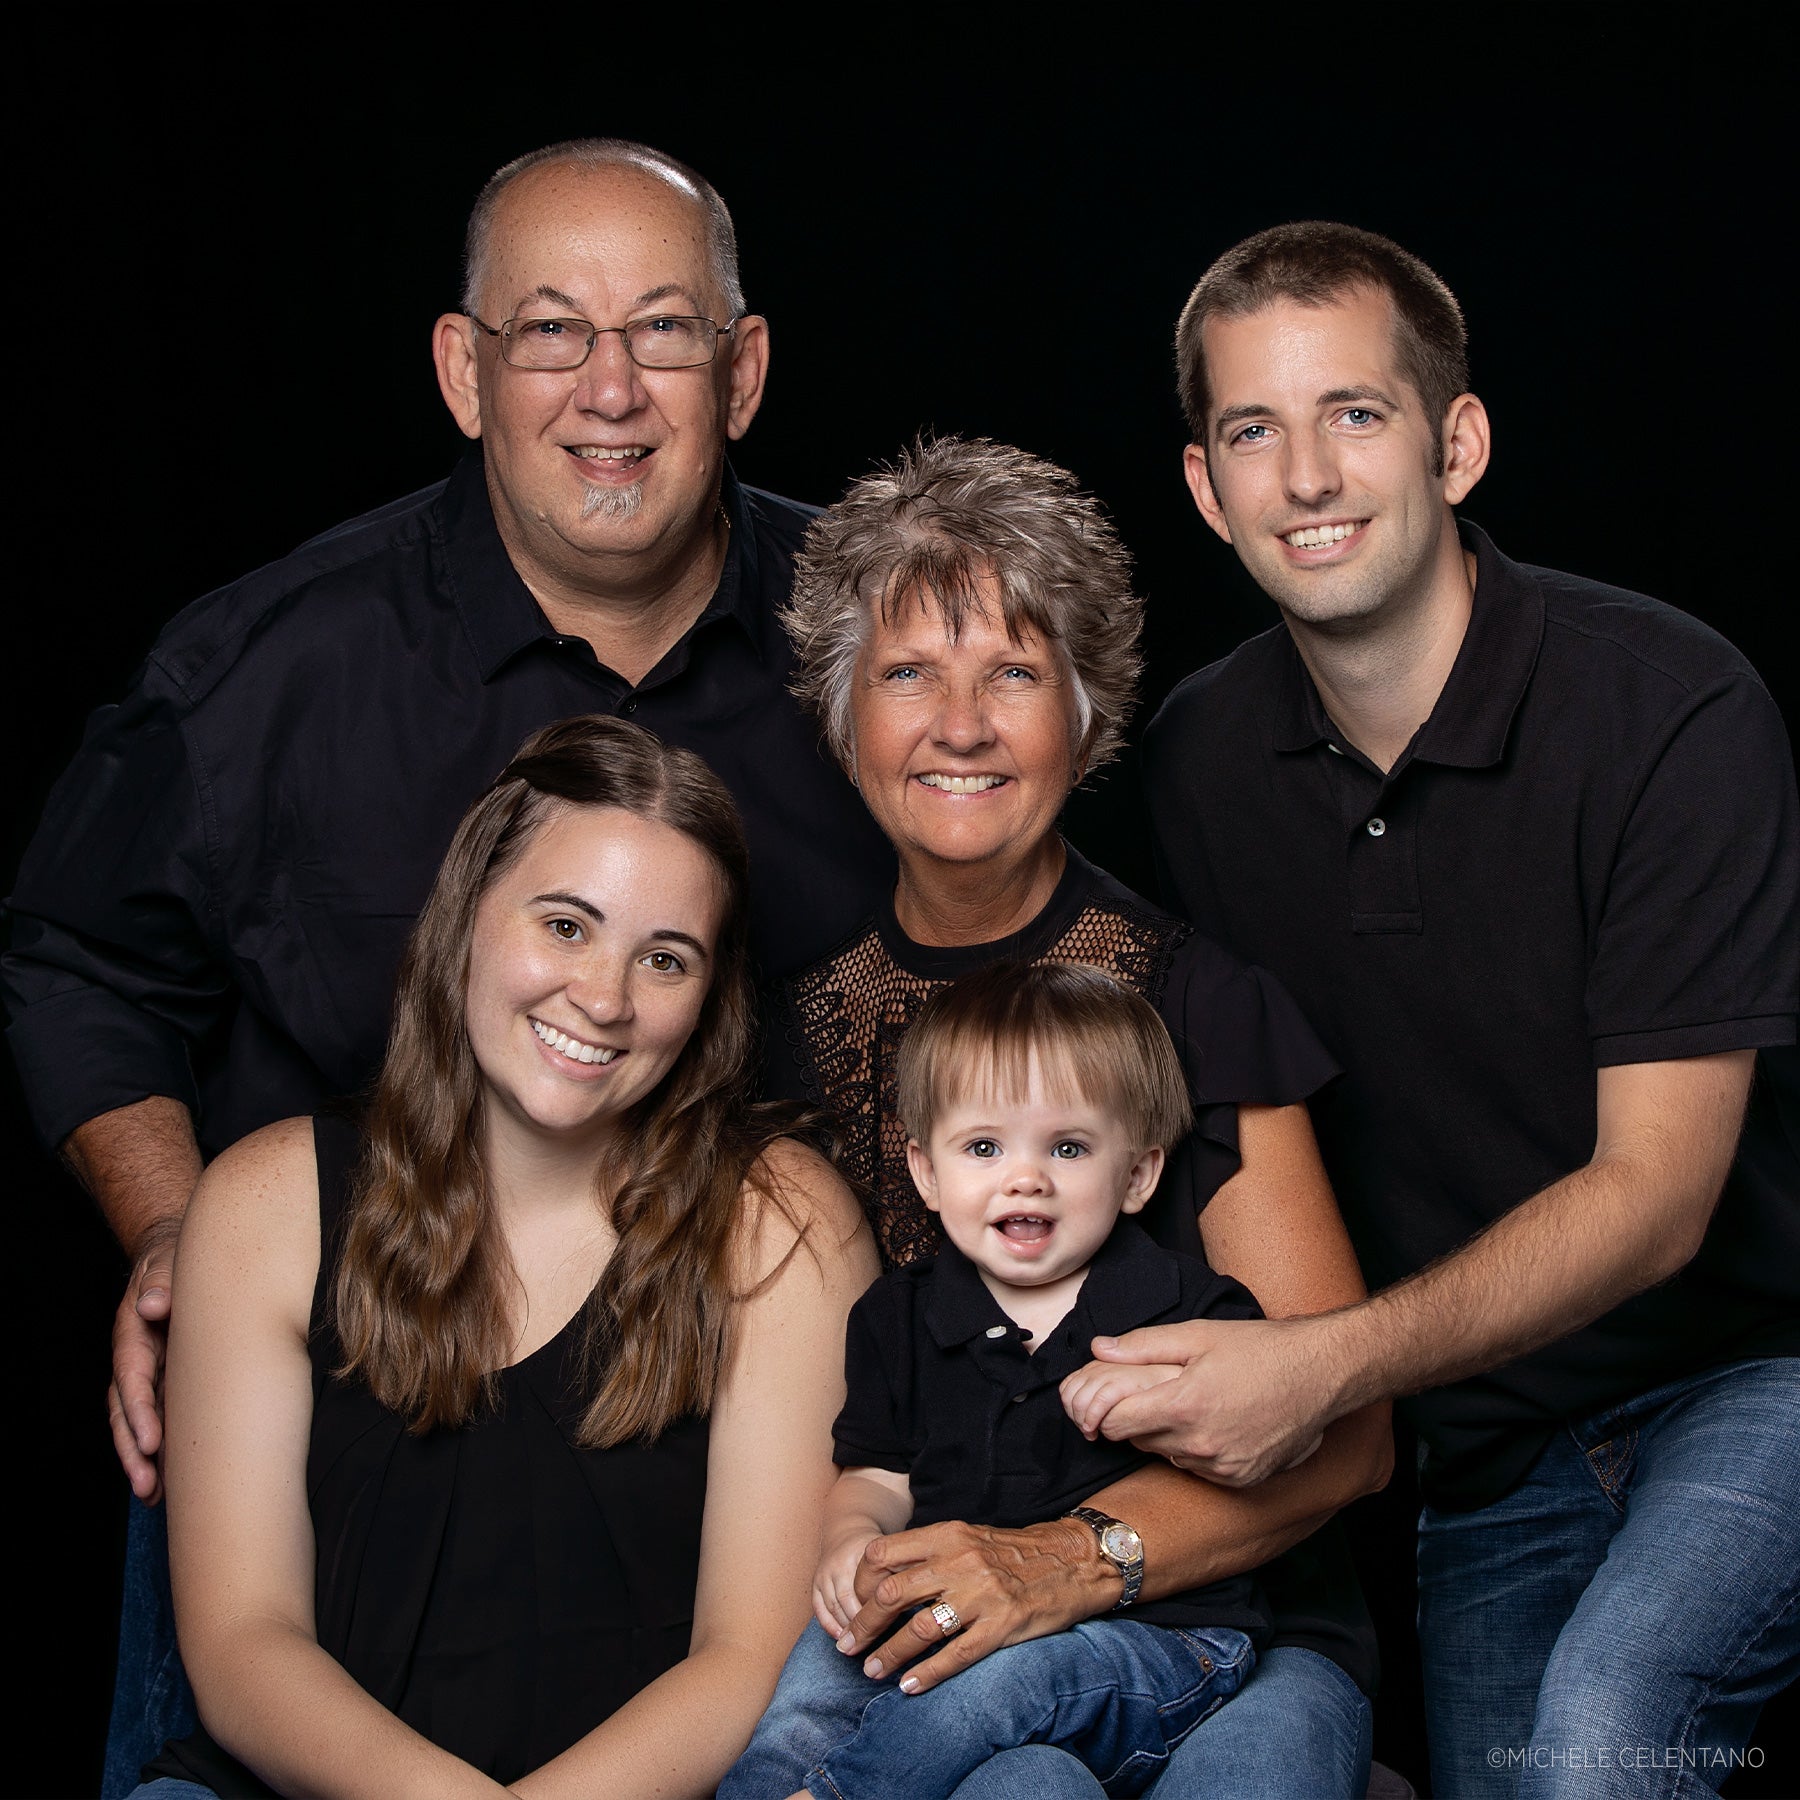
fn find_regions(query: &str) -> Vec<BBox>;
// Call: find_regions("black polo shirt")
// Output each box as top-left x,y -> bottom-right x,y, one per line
1144,522 -> 1800,1510
4,451 -> 893,1157
834,1220 -> 1269,1636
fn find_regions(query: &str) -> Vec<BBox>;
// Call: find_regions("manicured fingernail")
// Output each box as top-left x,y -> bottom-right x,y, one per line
1093,1335 -> 1116,1347
900,1675 -> 920,1694
864,1658 -> 884,1678
836,1632 -> 855,1652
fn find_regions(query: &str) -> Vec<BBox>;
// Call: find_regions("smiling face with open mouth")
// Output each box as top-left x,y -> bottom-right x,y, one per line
850,581 -> 1083,885
907,1052 -> 1163,1316
463,803 -> 724,1154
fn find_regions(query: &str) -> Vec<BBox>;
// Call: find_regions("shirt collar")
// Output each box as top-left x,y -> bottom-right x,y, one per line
436,449 -> 769,682
1268,520 -> 1544,770
924,1219 -> 1183,1350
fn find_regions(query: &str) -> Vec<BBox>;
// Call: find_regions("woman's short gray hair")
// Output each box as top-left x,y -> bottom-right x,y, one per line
781,437 -> 1142,777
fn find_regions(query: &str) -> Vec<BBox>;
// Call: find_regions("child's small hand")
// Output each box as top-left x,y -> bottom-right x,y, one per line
1060,1359 -> 1184,1440
813,1527 -> 880,1638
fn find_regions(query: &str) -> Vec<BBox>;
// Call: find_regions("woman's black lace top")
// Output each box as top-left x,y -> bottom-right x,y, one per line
770,845 -> 1338,1270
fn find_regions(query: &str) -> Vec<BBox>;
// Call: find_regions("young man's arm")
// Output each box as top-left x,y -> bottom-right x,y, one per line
1090,1051 -> 1752,1484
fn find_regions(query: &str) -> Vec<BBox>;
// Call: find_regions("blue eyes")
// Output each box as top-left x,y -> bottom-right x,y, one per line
1231,408 -> 1380,445
962,1138 -> 1088,1158
882,665 -> 1037,683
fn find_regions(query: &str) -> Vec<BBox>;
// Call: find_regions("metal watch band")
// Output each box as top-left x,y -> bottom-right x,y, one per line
1063,1505 -> 1145,1608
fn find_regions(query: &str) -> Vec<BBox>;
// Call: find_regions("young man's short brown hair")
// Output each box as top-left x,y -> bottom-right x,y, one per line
897,962 -> 1192,1153
1175,221 -> 1469,451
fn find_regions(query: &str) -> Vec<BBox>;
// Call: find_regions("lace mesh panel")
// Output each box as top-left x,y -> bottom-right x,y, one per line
785,898 -> 1190,1269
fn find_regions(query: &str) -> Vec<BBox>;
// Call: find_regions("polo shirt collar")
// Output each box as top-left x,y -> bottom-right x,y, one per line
1412,521 -> 1544,769
1267,626 -> 1333,755
923,1220 -> 1184,1349
438,448 -> 768,681
1267,518 -> 1544,770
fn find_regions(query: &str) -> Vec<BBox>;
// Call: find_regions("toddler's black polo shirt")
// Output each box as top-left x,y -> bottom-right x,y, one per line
1144,523 -> 1800,1510
833,1220 -> 1269,1635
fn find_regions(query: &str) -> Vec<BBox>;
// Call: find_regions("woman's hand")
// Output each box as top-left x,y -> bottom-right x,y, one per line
1059,1359 -> 1182,1440
836,1516 -> 1117,1695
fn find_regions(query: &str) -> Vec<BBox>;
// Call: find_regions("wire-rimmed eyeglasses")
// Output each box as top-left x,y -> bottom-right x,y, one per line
468,312 -> 740,371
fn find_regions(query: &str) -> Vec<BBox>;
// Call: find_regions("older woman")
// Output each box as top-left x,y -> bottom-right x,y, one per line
768,438 -> 1391,1799
134,718 -> 875,1799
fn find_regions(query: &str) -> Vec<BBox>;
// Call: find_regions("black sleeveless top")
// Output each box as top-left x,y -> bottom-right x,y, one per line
145,1113 -> 710,1795
769,846 -> 1380,1697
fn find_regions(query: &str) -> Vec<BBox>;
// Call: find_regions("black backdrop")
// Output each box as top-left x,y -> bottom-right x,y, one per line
11,14 -> 1796,1798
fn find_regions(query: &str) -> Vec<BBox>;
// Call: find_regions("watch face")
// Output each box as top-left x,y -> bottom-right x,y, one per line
1100,1522 -> 1143,1565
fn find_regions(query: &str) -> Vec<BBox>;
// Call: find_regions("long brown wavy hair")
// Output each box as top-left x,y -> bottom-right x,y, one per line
333,715 -> 791,1445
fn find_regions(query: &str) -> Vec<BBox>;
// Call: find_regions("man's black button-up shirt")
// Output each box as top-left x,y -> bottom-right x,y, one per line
1145,523 -> 1800,1509
4,452 -> 894,1155
832,1221 -> 1270,1636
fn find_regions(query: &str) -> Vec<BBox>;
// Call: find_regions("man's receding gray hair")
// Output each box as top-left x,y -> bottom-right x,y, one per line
781,437 -> 1143,778
460,138 -> 745,320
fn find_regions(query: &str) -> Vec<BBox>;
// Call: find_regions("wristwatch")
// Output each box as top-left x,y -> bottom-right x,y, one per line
1063,1506 -> 1145,1608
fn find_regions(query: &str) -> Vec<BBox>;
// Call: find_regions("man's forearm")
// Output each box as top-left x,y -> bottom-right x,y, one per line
1313,1053 -> 1754,1422
1091,1053 -> 1758,1490
64,1095 -> 204,1257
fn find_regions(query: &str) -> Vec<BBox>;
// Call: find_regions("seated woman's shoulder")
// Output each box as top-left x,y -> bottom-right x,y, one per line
738,1135 -> 876,1293
181,1115 -> 322,1271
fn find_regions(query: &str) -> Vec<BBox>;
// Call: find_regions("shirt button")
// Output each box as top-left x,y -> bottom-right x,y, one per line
985,1325 -> 1008,1339
621,698 -> 639,716
1011,1393 -> 1027,1404
1366,817 -> 1387,837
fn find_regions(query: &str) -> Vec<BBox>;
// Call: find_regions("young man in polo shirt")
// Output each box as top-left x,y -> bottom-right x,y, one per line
1113,222 -> 1799,1797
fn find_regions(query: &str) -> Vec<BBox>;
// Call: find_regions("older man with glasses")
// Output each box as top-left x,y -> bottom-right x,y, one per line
4,136 -> 892,1795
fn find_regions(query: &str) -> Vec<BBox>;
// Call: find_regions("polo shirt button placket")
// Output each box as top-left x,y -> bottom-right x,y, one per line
1346,783 -> 1421,934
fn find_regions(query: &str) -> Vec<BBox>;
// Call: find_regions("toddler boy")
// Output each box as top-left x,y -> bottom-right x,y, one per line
722,961 -> 1271,1800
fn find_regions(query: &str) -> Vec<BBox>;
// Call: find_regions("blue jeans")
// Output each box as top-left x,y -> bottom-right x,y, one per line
943,1646 -> 1371,1800
104,1496 -> 197,1799
1418,1356 -> 1800,1799
722,1616 -> 1254,1799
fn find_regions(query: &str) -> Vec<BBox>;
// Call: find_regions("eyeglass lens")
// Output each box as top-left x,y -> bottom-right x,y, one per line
503,316 -> 718,370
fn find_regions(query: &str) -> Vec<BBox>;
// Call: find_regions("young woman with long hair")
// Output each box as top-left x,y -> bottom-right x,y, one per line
133,716 -> 876,1799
